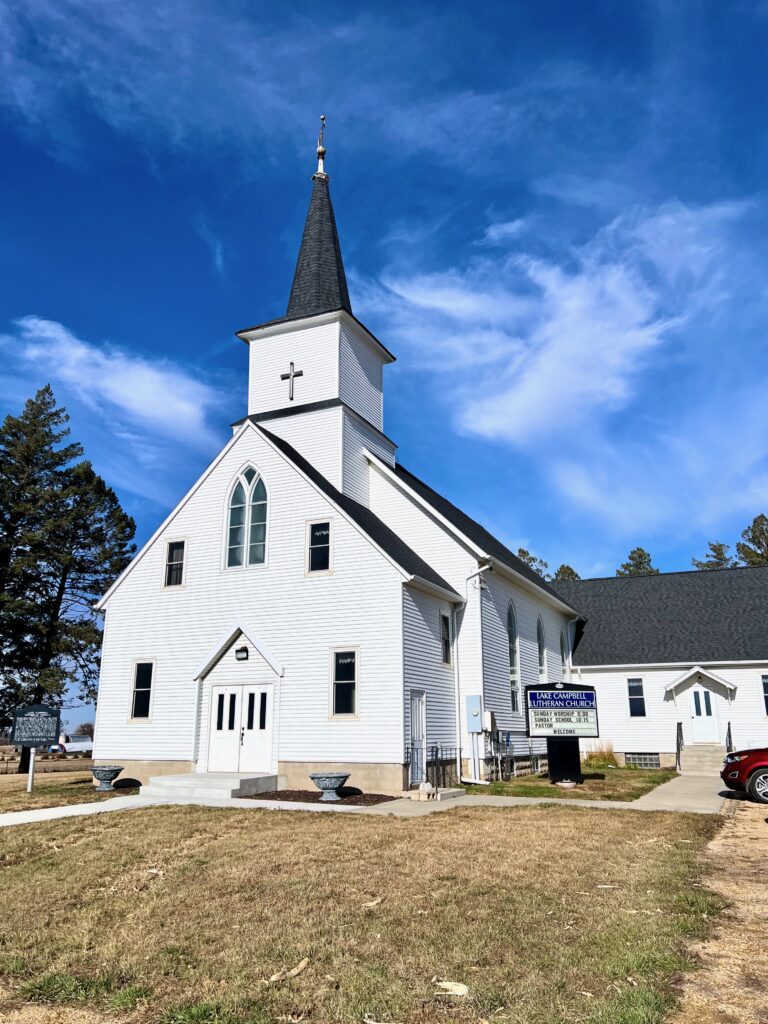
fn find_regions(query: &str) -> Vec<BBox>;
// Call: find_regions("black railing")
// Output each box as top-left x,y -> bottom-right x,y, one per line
675,721 -> 684,771
725,721 -> 734,753
404,743 -> 548,787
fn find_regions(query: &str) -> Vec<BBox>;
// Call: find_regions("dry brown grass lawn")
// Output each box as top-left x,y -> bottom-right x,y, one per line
0,772 -> 137,814
0,804 -> 721,1024
672,800 -> 767,1024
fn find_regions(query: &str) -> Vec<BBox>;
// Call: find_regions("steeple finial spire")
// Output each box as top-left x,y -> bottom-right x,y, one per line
316,113 -> 327,177
285,114 -> 352,319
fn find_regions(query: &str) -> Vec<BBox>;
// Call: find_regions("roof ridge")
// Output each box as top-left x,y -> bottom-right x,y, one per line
561,564 -> 768,584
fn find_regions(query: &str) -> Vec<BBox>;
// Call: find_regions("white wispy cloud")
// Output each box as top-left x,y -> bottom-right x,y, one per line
359,198 -> 768,533
0,316 -> 228,504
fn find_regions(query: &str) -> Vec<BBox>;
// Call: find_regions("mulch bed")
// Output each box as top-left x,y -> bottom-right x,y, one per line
241,788 -> 397,806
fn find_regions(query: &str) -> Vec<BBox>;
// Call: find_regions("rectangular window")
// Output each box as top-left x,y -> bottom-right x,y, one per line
216,693 -> 224,731
259,692 -> 267,730
333,650 -> 357,716
510,685 -> 519,715
308,521 -> 331,573
131,662 -> 153,719
628,678 -> 646,718
247,692 -> 255,730
763,676 -> 768,715
228,693 -> 237,730
440,613 -> 451,665
164,540 -> 185,587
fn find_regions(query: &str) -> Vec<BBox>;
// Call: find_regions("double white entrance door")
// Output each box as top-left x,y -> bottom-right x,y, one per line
208,684 -> 272,772
689,684 -> 719,743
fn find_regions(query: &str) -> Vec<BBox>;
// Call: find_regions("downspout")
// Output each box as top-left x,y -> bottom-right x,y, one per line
451,603 -> 463,780
460,560 -> 493,786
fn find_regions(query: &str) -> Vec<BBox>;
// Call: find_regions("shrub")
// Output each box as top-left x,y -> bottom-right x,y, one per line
583,744 -> 619,770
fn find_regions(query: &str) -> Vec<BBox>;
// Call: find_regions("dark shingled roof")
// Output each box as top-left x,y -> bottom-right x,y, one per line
258,427 -> 458,598
285,173 -> 352,319
555,567 -> 768,665
392,464 -> 575,609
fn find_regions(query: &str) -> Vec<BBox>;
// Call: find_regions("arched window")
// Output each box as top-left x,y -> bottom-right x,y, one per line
560,629 -> 568,678
227,467 -> 268,568
507,603 -> 520,713
537,617 -> 547,680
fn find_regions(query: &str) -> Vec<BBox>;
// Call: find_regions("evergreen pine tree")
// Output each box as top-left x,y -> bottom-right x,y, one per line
552,564 -> 581,581
516,547 -> 549,577
0,387 -> 135,771
735,514 -> 768,567
691,541 -> 737,570
616,547 -> 660,577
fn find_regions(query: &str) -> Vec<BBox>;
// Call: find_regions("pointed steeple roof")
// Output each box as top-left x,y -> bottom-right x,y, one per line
286,117 -> 352,319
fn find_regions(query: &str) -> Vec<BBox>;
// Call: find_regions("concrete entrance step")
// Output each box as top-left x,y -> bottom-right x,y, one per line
142,772 -> 280,800
679,744 -> 726,775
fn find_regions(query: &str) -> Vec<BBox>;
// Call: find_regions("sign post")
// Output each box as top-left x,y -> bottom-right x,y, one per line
11,705 -> 61,795
524,684 -> 599,785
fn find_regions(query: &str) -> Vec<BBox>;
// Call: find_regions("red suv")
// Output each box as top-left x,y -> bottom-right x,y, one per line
721,747 -> 768,803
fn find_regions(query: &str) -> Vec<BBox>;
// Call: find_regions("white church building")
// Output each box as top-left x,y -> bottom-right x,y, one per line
92,136 -> 579,794
93,133 -> 768,794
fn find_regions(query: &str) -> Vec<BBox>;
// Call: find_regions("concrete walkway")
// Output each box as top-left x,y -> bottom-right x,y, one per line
0,772 -> 728,828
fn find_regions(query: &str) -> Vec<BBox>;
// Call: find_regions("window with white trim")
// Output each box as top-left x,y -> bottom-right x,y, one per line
537,617 -> 547,681
762,675 -> 768,715
226,468 -> 267,568
332,650 -> 357,716
131,663 -> 153,719
440,613 -> 451,665
164,540 -> 185,587
628,678 -> 646,717
307,521 -> 332,573
508,603 -> 520,713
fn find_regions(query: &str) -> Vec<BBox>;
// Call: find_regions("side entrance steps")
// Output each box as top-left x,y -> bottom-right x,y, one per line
679,744 -> 727,776
141,773 -> 281,800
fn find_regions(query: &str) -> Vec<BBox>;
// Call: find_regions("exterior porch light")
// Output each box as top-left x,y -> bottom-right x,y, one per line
235,647 -> 249,661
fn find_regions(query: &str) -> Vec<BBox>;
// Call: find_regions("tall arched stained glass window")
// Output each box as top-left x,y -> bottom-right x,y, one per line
226,469 -> 268,568
537,617 -> 547,681
508,603 -> 520,713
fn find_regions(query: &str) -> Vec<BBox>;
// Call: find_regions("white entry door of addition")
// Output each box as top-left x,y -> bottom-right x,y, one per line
689,684 -> 719,743
409,690 -> 427,785
208,684 -> 273,772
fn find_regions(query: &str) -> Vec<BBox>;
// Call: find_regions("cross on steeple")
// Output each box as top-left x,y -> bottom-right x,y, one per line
280,361 -> 304,401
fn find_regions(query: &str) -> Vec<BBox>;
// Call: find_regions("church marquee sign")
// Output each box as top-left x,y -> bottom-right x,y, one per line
525,685 -> 599,739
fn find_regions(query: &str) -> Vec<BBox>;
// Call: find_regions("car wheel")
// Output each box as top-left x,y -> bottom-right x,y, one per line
747,768 -> 768,804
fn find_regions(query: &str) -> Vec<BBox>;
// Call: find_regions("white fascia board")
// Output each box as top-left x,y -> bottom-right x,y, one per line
254,427 -> 424,589
575,659 -> 768,671
94,421 -> 254,611
665,665 -> 737,693
193,624 -> 284,680
337,310 -> 396,364
237,310 -> 395,365
364,449 -> 578,615
406,575 -> 463,605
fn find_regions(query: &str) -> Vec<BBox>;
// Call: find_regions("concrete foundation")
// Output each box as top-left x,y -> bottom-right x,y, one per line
278,761 -> 408,796
93,759 -> 193,787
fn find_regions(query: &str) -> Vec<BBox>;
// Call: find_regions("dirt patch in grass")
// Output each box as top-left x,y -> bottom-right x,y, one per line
0,803 -> 722,1023
0,772 -> 138,814
463,767 -> 677,801
243,788 -> 396,806
672,799 -> 767,1024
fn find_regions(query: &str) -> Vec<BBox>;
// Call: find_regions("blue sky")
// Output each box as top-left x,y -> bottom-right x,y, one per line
2,0 -> 768,592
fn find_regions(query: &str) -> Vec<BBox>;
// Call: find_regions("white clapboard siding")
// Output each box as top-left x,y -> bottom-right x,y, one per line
262,405 -> 344,489
402,586 -> 457,752
369,465 -> 482,750
576,664 -> 768,755
339,322 -> 385,429
248,320 -> 339,415
93,425 -> 405,767
482,572 -> 570,751
342,411 -> 396,505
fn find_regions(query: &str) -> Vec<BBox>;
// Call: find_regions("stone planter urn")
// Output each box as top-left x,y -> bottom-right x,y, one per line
309,771 -> 350,802
91,765 -> 124,792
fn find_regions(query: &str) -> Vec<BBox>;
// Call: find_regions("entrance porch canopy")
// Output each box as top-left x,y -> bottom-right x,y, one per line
664,664 -> 737,696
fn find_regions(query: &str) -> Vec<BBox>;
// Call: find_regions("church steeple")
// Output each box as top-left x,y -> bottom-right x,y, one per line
286,116 -> 352,319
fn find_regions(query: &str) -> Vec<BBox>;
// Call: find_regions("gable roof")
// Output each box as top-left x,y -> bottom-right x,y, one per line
285,172 -> 351,319
391,463 -> 573,608
257,427 -> 459,599
555,566 -> 768,666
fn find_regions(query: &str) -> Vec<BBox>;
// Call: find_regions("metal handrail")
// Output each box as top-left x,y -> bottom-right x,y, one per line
725,721 -> 734,753
675,721 -> 684,771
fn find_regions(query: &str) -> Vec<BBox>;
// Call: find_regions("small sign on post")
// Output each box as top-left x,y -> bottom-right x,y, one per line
11,704 -> 61,794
